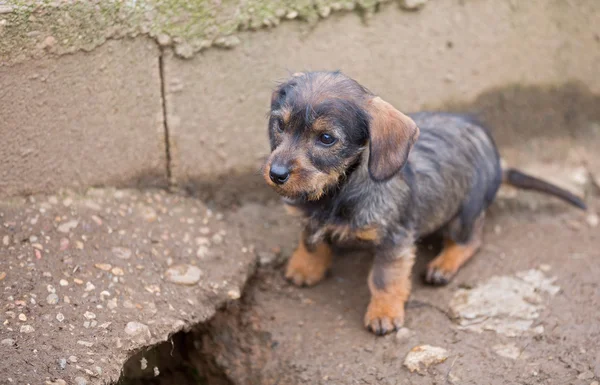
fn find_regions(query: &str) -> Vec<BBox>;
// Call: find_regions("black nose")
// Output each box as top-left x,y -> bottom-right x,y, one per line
269,164 -> 290,185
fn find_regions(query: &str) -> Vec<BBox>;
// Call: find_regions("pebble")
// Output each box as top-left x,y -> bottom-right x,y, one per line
20,325 -> 35,333
400,0 -> 428,9
68,356 -> 78,363
403,345 -> 449,373
493,343 -> 521,360
165,265 -> 203,285
1,338 -> 15,346
18,313 -> 27,322
112,247 -> 132,259
84,282 -> 96,292
46,293 -> 59,305
94,263 -> 112,271
74,377 -> 87,385
84,311 -> 96,320
0,271 -> 6,281
124,321 -> 151,340
59,279 -> 68,286
111,267 -> 125,276
586,213 -> 599,228
2,235 -> 9,246
74,278 -> 84,285
228,288 -> 241,300
578,371 -> 595,380
395,328 -> 413,343
107,298 -> 118,310
258,251 -> 278,265
56,313 -> 65,322
77,340 -> 94,347
58,357 -> 67,370
57,220 -> 79,233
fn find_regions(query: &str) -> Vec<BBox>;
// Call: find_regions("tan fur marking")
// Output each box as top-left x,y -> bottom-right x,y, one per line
285,238 -> 333,286
365,249 -> 415,334
426,214 -> 484,285
326,224 -> 379,243
281,107 -> 291,124
426,239 -> 480,282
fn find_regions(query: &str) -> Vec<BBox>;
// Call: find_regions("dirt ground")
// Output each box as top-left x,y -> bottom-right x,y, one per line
2,115 -> 600,385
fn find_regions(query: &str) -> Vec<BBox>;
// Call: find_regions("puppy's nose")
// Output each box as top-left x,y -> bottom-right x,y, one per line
269,164 -> 290,185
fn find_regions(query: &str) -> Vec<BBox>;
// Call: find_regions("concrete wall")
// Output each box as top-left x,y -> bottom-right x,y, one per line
1,0 -> 599,197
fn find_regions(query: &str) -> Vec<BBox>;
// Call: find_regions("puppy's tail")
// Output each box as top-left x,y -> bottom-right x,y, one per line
502,168 -> 587,210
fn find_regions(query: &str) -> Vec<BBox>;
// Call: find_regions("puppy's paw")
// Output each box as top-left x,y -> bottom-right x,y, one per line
364,297 -> 405,336
424,262 -> 455,286
284,253 -> 328,287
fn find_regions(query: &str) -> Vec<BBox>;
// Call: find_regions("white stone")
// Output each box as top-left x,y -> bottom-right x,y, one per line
165,265 -> 202,285
403,345 -> 449,373
449,269 -> 560,336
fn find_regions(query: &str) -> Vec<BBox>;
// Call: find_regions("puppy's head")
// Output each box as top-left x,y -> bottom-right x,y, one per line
264,71 -> 419,200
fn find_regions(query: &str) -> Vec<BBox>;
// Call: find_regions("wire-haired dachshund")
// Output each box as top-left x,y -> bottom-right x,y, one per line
263,71 -> 586,335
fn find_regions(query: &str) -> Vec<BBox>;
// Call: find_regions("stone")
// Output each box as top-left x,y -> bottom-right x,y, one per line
111,267 -> 125,276
578,371 -> 595,380
0,271 -> 6,281
18,313 -> 27,322
68,356 -> 78,363
395,328 -> 413,343
20,325 -> 35,333
1,338 -> 15,346
165,265 -> 202,285
449,269 -> 560,336
124,321 -> 151,341
84,282 -> 96,292
46,293 -> 59,305
83,311 -> 96,320
493,344 -> 521,360
112,247 -> 132,259
59,279 -> 69,286
403,345 -> 449,373
58,357 -> 67,370
77,340 -> 94,347
400,0 -> 428,10
94,263 -> 112,271
57,220 -> 78,233
74,377 -> 87,385
586,213 -> 599,228
228,288 -> 241,300
56,313 -> 65,322
258,251 -> 277,266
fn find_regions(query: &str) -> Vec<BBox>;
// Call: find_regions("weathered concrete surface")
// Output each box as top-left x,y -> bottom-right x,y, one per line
0,0 -> 404,66
0,38 -> 166,198
164,0 -> 600,184
0,188 -> 256,384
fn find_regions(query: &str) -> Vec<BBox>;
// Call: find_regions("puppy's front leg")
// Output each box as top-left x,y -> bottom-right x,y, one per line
285,229 -> 333,287
365,246 -> 416,335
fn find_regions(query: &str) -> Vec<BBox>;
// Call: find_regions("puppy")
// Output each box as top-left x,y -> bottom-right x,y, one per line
263,71 -> 586,335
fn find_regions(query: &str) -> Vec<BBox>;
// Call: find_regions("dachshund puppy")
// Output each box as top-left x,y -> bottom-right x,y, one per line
263,71 -> 586,335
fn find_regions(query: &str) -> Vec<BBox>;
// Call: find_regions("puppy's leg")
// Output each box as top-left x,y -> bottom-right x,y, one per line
285,232 -> 333,287
365,246 -> 415,335
425,213 -> 485,286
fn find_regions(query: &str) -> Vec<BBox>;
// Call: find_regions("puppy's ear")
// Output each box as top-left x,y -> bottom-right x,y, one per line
366,97 -> 420,182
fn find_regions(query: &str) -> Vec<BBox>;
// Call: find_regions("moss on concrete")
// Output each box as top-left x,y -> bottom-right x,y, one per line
0,0 -> 418,65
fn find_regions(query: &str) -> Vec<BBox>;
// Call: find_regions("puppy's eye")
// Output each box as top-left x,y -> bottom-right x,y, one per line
318,133 -> 337,146
275,118 -> 284,133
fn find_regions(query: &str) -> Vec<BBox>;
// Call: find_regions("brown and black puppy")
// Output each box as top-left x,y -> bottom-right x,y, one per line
263,71 -> 586,336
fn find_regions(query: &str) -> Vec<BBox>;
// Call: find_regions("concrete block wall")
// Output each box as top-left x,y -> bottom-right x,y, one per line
1,0 -> 599,197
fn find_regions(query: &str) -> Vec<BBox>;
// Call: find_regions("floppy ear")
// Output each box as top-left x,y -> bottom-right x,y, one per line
366,97 -> 420,182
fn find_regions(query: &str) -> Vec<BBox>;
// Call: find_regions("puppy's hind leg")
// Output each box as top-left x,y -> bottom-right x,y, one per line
425,212 -> 485,286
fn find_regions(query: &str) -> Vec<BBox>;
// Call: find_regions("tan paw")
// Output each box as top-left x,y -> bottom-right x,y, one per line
364,297 -> 405,336
284,256 -> 328,287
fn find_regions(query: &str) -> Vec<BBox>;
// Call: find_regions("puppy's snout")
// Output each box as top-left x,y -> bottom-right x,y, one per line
269,163 -> 290,185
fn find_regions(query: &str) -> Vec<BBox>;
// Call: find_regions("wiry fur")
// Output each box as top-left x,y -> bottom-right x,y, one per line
263,71 -> 587,336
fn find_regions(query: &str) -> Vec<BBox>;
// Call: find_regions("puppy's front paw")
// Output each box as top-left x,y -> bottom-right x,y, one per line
284,243 -> 332,287
424,263 -> 455,286
364,296 -> 405,336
